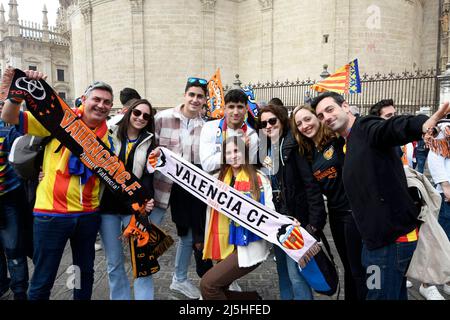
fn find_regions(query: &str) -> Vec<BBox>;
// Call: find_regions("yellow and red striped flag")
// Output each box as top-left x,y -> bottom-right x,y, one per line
311,59 -> 361,94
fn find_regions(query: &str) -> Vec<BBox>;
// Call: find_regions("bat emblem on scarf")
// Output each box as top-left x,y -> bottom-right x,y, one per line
123,215 -> 150,247
277,224 -> 305,250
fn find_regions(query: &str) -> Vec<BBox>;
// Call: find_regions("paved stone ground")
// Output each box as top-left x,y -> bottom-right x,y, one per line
1,167 -> 448,301
2,212 -> 447,301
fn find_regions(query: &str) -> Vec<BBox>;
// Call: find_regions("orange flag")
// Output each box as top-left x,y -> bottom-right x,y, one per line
207,68 -> 225,119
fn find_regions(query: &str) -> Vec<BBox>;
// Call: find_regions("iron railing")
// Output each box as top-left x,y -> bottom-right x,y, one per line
227,69 -> 439,115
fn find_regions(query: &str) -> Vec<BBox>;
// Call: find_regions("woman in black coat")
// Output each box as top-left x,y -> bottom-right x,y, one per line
258,104 -> 327,300
291,104 -> 366,300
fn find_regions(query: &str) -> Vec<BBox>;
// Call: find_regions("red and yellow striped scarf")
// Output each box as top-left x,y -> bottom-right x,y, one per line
203,167 -> 258,261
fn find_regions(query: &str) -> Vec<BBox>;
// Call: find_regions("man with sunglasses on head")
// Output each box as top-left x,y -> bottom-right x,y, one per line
200,89 -> 258,173
153,77 -> 212,299
2,71 -> 114,300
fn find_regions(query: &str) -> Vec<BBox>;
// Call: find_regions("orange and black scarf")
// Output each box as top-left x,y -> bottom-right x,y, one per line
0,68 -> 173,277
425,120 -> 450,159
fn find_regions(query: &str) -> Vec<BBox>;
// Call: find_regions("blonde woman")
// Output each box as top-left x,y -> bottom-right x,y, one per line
291,104 -> 366,300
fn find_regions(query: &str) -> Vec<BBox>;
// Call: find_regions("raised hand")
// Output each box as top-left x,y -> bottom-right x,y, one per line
422,101 -> 450,134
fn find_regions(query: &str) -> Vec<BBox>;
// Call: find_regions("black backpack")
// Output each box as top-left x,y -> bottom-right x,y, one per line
8,135 -> 52,180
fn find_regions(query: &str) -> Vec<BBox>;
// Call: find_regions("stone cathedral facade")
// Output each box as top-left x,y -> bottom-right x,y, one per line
3,0 -> 447,110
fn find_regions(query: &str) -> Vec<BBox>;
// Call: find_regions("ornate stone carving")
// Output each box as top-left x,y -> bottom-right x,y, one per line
130,0 -> 144,14
441,11 -> 449,33
81,6 -> 92,23
258,0 -> 273,11
200,0 -> 216,13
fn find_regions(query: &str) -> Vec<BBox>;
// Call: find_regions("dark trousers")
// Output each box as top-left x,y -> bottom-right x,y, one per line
28,213 -> 100,300
362,241 -> 417,300
329,211 -> 367,300
200,250 -> 261,300
413,151 -> 428,174
193,245 -> 213,278
0,187 -> 29,298
438,194 -> 450,240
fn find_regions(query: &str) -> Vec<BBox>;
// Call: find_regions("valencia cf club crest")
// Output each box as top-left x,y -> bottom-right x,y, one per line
323,146 -> 334,160
277,224 -> 305,250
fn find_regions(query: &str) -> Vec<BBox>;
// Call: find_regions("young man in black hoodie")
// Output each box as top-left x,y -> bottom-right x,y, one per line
312,91 -> 450,300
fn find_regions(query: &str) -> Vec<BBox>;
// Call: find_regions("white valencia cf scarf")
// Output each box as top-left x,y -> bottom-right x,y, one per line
147,147 -> 320,266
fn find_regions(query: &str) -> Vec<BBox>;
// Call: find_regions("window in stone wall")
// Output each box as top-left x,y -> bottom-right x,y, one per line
323,34 -> 329,44
29,65 -> 37,71
58,92 -> 66,101
57,69 -> 65,82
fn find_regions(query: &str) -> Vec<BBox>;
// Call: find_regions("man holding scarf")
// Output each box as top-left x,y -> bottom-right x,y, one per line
200,89 -> 259,173
1,70 -> 114,300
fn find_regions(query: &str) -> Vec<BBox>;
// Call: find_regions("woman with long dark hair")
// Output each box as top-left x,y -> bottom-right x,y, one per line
291,104 -> 366,300
200,136 -> 273,300
258,104 -> 327,300
99,99 -> 156,300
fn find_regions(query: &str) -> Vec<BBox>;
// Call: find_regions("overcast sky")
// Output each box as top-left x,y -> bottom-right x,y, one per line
1,0 -> 59,27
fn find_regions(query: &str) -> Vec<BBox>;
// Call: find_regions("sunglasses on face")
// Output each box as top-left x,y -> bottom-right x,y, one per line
187,77 -> 208,85
260,117 -> 278,128
131,109 -> 151,121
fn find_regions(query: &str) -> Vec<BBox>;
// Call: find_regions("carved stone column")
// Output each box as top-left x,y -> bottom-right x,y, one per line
0,4 -> 6,41
259,0 -> 273,81
130,0 -> 146,95
200,0 -> 216,77
81,3 -> 94,84
444,0 -> 450,71
334,0 -> 350,68
438,62 -> 450,104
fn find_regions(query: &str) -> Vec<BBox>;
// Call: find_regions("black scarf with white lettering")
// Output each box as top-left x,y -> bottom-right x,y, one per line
0,68 -> 173,278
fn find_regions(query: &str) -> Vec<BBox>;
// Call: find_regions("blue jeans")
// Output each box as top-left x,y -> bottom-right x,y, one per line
149,207 -> 165,226
362,241 -> 417,300
0,188 -> 29,297
274,246 -> 313,300
438,194 -> 450,241
100,213 -> 154,300
28,213 -> 100,300
173,228 -> 193,282
414,151 -> 428,174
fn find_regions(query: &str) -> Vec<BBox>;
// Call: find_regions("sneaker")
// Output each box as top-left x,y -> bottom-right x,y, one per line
229,281 -> 242,292
170,278 -> 201,299
94,242 -> 102,251
419,284 -> 445,300
406,280 -> 413,288
443,283 -> 450,296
